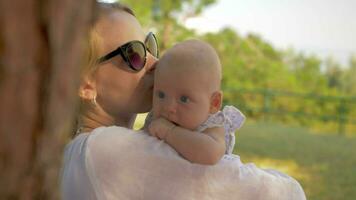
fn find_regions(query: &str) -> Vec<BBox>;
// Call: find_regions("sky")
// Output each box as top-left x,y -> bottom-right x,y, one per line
184,0 -> 356,67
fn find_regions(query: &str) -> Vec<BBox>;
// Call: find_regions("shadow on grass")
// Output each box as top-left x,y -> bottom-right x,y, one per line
235,122 -> 356,200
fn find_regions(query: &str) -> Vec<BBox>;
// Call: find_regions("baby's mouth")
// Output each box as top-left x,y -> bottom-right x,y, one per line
171,121 -> 179,126
164,115 -> 179,126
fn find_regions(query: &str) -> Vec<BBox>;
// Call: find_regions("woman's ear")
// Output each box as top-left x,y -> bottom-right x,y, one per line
78,76 -> 97,101
209,91 -> 223,113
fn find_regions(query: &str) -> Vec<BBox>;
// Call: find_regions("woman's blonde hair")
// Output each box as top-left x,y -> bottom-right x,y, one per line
81,2 -> 135,78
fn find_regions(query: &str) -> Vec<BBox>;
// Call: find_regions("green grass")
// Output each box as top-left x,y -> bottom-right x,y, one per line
236,122 -> 356,200
134,115 -> 356,200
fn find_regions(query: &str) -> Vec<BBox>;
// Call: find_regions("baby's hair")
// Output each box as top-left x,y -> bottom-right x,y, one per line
156,39 -> 222,91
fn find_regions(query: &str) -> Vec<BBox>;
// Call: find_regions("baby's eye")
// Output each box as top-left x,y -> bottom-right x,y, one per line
179,95 -> 189,103
157,91 -> 165,99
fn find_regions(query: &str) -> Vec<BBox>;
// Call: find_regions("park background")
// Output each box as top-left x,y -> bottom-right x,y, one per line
0,0 -> 355,199
114,0 -> 356,199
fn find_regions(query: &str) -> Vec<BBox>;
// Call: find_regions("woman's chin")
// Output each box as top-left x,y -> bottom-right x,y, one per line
139,100 -> 153,113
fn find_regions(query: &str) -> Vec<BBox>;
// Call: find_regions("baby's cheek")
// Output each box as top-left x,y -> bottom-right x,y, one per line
181,116 -> 200,130
192,114 -> 209,129
152,109 -> 160,118
152,100 -> 161,116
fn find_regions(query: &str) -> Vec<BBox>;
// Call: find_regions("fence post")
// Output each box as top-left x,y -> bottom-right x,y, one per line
337,99 -> 347,135
263,89 -> 271,122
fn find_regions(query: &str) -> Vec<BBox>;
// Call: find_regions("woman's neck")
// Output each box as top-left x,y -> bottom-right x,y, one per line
114,113 -> 137,129
79,106 -> 136,133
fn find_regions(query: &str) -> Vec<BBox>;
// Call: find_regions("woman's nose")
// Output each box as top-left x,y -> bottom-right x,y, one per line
145,53 -> 158,73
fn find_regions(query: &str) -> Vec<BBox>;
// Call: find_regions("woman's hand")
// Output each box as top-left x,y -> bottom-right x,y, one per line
148,117 -> 175,140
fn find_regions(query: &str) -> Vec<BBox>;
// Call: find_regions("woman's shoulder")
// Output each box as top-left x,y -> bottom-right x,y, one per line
85,126 -> 151,151
86,126 -> 180,160
62,126 -> 160,199
65,127 -> 134,152
64,126 -> 152,166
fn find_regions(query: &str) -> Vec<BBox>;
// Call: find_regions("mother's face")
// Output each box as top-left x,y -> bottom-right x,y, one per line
94,11 -> 157,118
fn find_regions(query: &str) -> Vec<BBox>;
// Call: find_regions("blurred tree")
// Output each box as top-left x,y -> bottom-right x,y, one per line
286,52 -> 327,94
0,0 -> 95,199
121,0 -> 216,50
111,1 -> 355,133
342,55 -> 356,95
325,57 -> 344,93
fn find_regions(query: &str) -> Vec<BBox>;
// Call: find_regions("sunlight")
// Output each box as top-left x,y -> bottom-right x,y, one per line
246,156 -> 312,183
97,0 -> 117,3
134,113 -> 148,130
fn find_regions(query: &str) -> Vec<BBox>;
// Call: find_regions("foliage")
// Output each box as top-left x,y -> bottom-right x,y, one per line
121,0 -> 356,134
120,0 -> 216,49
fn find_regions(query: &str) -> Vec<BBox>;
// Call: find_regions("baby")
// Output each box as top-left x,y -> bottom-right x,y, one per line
147,40 -> 245,165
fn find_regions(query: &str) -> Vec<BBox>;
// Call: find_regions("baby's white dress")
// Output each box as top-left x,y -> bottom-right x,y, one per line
197,105 -> 245,155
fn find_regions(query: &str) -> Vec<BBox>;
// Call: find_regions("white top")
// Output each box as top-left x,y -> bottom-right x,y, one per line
197,105 -> 245,154
61,126 -> 306,200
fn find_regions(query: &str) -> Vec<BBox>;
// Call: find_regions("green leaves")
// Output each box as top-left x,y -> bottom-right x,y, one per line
121,0 -> 356,133
121,0 -> 217,49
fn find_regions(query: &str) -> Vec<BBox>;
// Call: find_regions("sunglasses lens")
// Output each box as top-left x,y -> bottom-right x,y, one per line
126,42 -> 146,70
145,33 -> 159,58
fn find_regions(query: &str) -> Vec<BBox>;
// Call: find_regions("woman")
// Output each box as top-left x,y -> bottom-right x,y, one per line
76,3 -> 157,132
61,2 -> 306,200
61,3 -> 158,199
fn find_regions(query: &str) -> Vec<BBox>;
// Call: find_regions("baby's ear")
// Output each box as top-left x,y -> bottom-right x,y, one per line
209,91 -> 223,113
79,76 -> 97,101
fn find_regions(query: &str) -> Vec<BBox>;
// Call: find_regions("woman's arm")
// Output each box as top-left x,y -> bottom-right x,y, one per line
148,117 -> 226,165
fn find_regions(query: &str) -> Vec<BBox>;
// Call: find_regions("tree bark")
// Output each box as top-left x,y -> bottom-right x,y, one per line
0,0 -> 95,199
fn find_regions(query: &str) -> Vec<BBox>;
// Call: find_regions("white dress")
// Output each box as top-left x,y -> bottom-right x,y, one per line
61,126 -> 306,200
197,105 -> 245,154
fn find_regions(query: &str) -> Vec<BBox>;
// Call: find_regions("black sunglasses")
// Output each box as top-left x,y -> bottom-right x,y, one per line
97,32 -> 159,71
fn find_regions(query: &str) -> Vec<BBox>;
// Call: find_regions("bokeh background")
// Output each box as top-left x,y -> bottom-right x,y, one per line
107,0 -> 356,199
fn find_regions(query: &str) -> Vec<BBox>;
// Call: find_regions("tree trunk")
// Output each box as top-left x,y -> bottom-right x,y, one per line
161,17 -> 173,50
0,0 -> 95,199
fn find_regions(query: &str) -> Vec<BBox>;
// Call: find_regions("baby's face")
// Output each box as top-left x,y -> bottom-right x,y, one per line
152,66 -> 213,130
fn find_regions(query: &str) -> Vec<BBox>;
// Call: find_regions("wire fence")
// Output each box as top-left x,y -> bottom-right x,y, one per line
224,88 -> 356,135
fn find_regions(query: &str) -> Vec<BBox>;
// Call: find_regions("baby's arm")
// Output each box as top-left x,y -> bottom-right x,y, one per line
148,117 -> 226,165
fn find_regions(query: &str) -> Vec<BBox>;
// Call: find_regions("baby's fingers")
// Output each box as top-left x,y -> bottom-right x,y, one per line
147,124 -> 155,136
148,123 -> 159,138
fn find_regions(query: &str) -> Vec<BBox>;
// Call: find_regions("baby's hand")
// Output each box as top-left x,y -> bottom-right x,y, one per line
148,117 -> 175,140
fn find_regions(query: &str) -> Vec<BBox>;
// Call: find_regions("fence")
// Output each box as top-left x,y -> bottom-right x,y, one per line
224,88 -> 356,135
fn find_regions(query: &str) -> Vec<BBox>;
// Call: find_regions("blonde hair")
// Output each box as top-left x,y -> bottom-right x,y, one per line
80,2 -> 135,78
80,29 -> 101,78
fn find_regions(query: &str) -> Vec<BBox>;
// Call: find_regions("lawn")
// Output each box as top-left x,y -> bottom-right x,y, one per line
236,122 -> 356,200
135,114 -> 356,200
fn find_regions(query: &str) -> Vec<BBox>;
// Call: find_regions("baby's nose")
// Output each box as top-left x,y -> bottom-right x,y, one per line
164,100 -> 177,114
